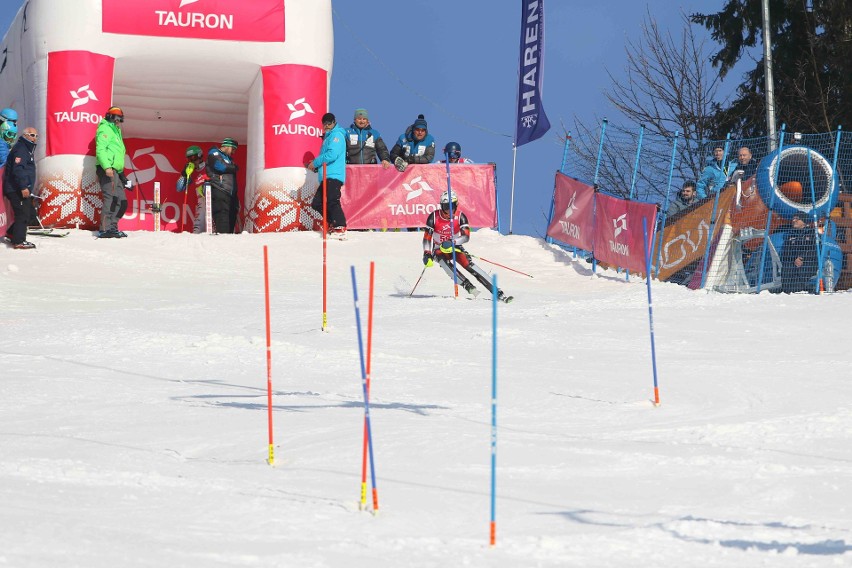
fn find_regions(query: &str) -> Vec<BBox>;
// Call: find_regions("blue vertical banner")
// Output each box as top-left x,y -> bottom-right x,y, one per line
515,0 -> 551,147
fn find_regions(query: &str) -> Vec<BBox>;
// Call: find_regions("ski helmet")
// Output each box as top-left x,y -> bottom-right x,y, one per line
1,108 -> 18,123
1,121 -> 17,142
105,106 -> 124,123
444,142 -> 461,160
186,145 -> 203,159
440,190 -> 458,212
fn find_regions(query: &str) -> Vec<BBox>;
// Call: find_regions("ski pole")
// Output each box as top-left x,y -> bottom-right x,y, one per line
408,265 -> 427,297
470,255 -> 534,278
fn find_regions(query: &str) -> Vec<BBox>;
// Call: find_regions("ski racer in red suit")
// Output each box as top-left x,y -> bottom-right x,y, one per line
422,191 -> 513,302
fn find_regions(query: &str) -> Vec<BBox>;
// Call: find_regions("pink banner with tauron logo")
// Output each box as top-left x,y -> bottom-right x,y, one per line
546,172 -> 595,250
46,50 -> 115,157
341,164 -> 497,230
102,0 -> 285,42
593,193 -> 658,272
261,64 -> 327,168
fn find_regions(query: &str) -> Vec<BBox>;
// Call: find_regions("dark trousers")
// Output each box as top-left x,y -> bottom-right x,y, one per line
97,167 -> 128,232
211,187 -> 233,233
311,178 -> 346,228
5,193 -> 27,244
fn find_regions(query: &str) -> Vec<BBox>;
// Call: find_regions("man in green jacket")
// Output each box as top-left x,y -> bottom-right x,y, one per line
95,106 -> 130,238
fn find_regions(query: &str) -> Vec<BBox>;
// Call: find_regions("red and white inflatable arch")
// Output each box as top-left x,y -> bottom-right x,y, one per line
0,0 -> 331,232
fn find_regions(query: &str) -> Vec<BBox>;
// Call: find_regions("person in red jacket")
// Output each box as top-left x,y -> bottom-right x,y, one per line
422,191 -> 513,302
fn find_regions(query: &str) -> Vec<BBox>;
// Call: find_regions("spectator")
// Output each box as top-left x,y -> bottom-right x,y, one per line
729,146 -> 757,182
0,120 -> 16,169
667,181 -> 699,217
780,212 -> 819,293
3,126 -> 38,249
441,141 -> 474,164
306,112 -> 347,235
422,190 -> 513,303
389,114 -> 436,171
696,145 -> 730,199
95,106 -> 131,238
345,108 -> 391,168
206,138 -> 240,233
176,145 -> 209,233
1,107 -> 18,130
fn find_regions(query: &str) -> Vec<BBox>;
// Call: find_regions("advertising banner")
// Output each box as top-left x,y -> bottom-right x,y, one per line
261,64 -> 327,169
46,51 -> 115,157
102,0 -> 285,42
656,187 -> 736,281
593,193 -> 658,273
341,164 -> 497,230
546,172 -> 595,250
515,0 -> 550,146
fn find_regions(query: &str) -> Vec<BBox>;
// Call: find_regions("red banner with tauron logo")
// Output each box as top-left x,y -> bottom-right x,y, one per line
102,0 -> 285,42
546,172 -> 595,250
593,193 -> 658,273
261,64 -> 327,169
46,51 -> 115,157
341,164 -> 497,230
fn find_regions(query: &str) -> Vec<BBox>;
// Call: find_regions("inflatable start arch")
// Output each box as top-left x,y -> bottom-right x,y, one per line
0,0 -> 332,232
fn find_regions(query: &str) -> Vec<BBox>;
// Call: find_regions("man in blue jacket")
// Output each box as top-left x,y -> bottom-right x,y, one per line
345,108 -> 391,168
206,138 -> 239,233
3,127 -> 38,249
389,114 -> 436,171
696,145 -> 730,198
306,112 -> 347,234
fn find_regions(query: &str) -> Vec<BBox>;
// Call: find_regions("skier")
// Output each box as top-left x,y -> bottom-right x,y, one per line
422,191 -> 513,303
176,145 -> 209,233
440,141 -> 474,164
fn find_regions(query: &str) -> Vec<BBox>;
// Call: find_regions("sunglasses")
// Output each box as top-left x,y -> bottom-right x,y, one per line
24,132 -> 38,139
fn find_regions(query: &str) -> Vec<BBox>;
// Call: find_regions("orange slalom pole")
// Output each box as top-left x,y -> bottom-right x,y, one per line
321,164 -> 328,331
263,245 -> 275,465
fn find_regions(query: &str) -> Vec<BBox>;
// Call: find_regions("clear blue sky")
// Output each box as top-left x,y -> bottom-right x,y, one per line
2,0 -> 733,237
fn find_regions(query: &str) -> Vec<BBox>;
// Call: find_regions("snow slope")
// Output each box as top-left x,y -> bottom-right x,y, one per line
2,229 -> 851,567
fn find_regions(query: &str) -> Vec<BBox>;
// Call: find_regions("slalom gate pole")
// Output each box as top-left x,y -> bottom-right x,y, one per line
179,184 -> 188,232
489,273 -> 498,546
408,266 -> 427,297
444,152 -> 460,298
471,255 -> 533,278
322,164 -> 329,331
360,262 -> 378,511
642,219 -> 661,406
350,266 -> 379,514
263,246 -> 275,465
806,147 -> 823,293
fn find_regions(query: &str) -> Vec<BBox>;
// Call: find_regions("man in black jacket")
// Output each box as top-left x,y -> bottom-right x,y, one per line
780,213 -> 819,293
3,127 -> 38,249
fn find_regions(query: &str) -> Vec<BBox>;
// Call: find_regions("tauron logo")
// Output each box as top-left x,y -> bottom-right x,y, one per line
402,177 -> 436,201
179,0 -> 202,8
562,191 -> 577,220
69,85 -> 98,109
287,98 -> 314,121
613,213 -> 628,238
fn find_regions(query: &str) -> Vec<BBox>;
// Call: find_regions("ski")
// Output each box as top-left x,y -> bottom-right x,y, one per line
28,228 -> 70,238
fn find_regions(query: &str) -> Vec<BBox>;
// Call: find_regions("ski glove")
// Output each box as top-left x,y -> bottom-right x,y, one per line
440,241 -> 455,254
394,156 -> 408,172
423,252 -> 434,267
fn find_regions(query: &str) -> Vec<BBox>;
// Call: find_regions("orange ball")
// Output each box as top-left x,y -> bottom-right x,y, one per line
780,180 -> 803,201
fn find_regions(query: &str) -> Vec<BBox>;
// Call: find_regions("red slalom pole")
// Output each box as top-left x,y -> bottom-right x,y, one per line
263,246 -> 275,465
360,262 -> 379,511
321,164 -> 329,331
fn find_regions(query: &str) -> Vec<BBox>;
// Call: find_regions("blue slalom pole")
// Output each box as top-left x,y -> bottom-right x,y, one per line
546,134 -> 572,246
489,273 -> 498,546
642,218 -> 661,406
806,147 -> 823,293
350,266 -> 378,512
444,152 -> 461,297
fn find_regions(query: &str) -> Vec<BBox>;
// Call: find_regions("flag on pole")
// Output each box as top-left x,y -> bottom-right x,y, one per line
515,0 -> 551,147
